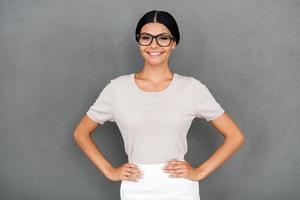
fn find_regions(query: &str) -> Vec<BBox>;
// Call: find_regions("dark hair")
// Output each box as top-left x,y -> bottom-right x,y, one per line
135,10 -> 180,46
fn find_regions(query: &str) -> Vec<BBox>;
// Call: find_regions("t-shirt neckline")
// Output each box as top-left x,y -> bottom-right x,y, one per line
130,72 -> 178,97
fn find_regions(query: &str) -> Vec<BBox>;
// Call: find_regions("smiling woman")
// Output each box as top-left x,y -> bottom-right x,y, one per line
118,10 -> 205,200
74,9 -> 245,200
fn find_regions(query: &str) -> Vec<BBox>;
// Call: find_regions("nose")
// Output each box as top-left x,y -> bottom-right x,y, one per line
149,38 -> 159,48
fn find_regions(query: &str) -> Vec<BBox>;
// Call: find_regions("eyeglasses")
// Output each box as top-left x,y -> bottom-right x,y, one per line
136,33 -> 175,47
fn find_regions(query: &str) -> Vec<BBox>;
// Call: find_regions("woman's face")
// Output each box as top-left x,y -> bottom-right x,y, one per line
138,22 -> 176,66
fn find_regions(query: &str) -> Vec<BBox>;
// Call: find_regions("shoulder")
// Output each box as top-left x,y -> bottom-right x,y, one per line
113,73 -> 130,80
104,73 -> 131,86
175,73 -> 207,88
111,73 -> 131,83
107,73 -> 132,92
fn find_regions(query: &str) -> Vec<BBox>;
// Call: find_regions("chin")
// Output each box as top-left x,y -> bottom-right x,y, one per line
145,60 -> 166,66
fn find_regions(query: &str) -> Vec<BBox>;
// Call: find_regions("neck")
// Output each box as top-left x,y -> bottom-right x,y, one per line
137,61 -> 174,81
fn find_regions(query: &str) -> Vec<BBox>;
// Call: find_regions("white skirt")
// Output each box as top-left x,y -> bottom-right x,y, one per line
120,161 -> 201,200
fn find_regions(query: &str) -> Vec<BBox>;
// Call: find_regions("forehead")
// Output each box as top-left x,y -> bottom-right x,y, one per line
140,22 -> 171,35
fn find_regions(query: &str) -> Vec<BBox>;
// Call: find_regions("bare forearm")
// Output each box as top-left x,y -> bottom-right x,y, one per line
74,133 -> 113,176
196,135 -> 245,179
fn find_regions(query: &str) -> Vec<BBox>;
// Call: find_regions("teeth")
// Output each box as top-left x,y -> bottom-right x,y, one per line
148,52 -> 162,56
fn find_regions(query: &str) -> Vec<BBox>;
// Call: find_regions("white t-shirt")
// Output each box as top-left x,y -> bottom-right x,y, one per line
86,73 -> 225,164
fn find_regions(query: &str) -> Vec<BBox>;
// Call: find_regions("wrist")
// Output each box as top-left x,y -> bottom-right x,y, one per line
102,164 -> 114,176
195,166 -> 208,180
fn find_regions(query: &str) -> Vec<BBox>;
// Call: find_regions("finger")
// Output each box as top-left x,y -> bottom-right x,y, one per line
129,163 -> 142,172
126,163 -> 136,171
169,170 -> 186,177
167,159 -> 178,164
128,163 -> 143,173
174,168 -> 187,174
165,163 -> 186,171
128,175 -> 139,182
167,160 -> 185,167
167,166 -> 188,175
165,159 -> 180,167
163,165 -> 179,172
128,166 -> 142,173
122,171 -> 139,181
130,170 -> 143,179
163,161 -> 175,169
121,172 -> 131,181
123,170 -> 132,177
125,164 -> 142,173
127,163 -> 138,169
126,167 -> 143,179
134,167 -> 143,174
166,167 -> 185,174
129,170 -> 143,181
169,173 -> 185,178
171,163 -> 186,168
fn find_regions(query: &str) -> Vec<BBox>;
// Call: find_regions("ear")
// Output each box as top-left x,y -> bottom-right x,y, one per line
171,40 -> 176,50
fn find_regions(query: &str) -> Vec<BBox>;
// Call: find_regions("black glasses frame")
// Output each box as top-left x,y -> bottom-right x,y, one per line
136,33 -> 175,47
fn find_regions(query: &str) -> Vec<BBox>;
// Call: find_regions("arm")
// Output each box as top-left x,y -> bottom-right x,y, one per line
195,112 -> 245,179
73,114 -> 114,176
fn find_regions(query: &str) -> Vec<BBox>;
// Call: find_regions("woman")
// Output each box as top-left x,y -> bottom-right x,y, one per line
73,10 -> 245,200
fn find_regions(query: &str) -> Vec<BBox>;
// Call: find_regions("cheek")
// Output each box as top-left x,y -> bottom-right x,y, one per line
164,48 -> 173,56
139,49 -> 148,58
139,46 -> 147,54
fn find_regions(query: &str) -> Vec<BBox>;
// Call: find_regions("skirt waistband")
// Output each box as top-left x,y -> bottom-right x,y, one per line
134,159 -> 185,164
133,159 -> 186,170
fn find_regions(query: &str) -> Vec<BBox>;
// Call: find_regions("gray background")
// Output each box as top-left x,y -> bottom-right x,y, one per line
0,0 -> 299,199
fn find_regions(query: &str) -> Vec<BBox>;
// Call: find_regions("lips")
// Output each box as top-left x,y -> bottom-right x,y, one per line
147,51 -> 163,56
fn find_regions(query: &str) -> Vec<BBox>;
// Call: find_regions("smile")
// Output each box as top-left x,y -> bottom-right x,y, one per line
147,52 -> 163,56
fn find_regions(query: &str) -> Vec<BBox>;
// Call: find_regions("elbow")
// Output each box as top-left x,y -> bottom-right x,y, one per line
73,130 -> 87,143
226,131 -> 245,146
73,130 -> 81,142
239,135 -> 246,146
236,132 -> 246,147
73,128 -> 93,142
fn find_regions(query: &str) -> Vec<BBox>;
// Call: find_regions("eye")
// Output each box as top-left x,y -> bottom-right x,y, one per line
158,35 -> 170,40
140,35 -> 151,40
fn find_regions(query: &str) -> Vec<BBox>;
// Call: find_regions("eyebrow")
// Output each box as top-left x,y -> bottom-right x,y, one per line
140,32 -> 171,35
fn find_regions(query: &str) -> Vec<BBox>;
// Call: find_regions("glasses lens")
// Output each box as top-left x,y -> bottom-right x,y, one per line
137,33 -> 173,46
138,34 -> 152,46
157,35 -> 171,46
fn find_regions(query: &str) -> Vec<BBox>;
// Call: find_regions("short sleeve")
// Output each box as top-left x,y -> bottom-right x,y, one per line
86,80 -> 115,124
193,79 -> 225,121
